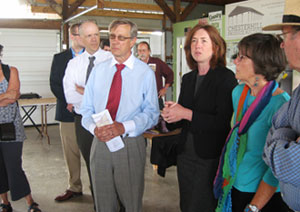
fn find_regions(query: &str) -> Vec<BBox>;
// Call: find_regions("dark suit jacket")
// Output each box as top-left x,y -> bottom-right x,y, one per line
170,66 -> 238,159
50,49 -> 74,122
150,134 -> 179,177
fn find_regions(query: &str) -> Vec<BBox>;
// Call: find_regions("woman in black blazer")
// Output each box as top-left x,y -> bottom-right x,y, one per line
162,24 -> 237,212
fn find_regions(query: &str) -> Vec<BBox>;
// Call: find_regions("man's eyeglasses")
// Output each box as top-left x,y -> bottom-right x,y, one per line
72,33 -> 80,36
276,30 -> 300,41
276,31 -> 292,41
109,34 -> 132,41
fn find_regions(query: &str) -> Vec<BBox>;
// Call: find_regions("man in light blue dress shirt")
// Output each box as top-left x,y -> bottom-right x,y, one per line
80,19 -> 159,212
263,0 -> 300,211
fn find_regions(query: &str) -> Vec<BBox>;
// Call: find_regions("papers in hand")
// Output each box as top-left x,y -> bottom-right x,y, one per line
92,109 -> 124,152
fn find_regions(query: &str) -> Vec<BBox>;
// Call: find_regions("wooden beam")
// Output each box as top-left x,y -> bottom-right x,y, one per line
162,15 -> 167,61
180,0 -> 198,21
162,14 -> 166,30
101,1 -> 162,11
31,5 -> 57,13
62,0 -> 69,19
174,0 -> 244,5
97,0 -> 105,8
0,19 -> 61,30
63,23 -> 69,48
154,0 -> 176,23
45,0 -> 62,15
34,0 -> 165,11
31,6 -> 164,20
62,0 -> 69,47
86,9 -> 164,20
174,0 -> 181,22
69,0 -> 86,16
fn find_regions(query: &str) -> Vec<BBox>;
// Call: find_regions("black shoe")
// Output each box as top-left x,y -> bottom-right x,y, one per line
0,202 -> 13,212
28,202 -> 41,212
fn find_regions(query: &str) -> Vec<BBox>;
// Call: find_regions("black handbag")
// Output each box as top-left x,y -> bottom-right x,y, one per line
0,64 -> 17,141
0,122 -> 16,141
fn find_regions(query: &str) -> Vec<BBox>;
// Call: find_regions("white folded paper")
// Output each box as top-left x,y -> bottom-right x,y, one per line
92,109 -> 124,152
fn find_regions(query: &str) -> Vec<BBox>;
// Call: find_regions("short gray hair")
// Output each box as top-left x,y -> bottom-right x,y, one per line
109,19 -> 138,38
78,20 -> 98,35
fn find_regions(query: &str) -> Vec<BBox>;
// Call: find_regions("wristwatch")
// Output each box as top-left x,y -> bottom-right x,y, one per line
245,204 -> 261,212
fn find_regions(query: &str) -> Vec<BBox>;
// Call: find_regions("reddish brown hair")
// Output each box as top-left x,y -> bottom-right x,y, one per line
184,24 -> 226,70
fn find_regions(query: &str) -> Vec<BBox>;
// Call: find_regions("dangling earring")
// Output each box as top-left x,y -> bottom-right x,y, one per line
254,76 -> 259,87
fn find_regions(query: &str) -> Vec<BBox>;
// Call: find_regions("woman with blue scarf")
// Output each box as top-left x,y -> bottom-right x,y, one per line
214,33 -> 290,212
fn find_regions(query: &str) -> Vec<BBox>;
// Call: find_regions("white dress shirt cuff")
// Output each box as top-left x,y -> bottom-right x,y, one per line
122,120 -> 136,136
88,123 -> 96,135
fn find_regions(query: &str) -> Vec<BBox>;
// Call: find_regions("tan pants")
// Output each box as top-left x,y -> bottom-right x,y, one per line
60,122 -> 82,192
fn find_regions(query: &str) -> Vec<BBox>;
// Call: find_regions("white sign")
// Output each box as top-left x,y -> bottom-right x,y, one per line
225,0 -> 285,40
208,11 -> 223,35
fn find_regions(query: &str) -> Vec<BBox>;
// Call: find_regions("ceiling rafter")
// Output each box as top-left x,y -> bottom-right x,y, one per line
28,0 -> 246,23
154,0 -> 176,22
68,0 -> 86,16
38,0 -> 101,20
0,18 -> 60,29
30,0 -> 196,22
180,0 -> 198,21
170,0 -> 245,5
155,0 -> 198,23
45,0 -> 62,15
174,0 -> 181,22
31,5 -> 164,20
33,0 -> 167,12
62,0 -> 68,19
87,9 -> 163,19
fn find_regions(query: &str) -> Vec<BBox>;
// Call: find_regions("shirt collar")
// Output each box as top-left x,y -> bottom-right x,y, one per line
84,48 -> 101,57
110,53 -> 135,70
71,47 -> 84,58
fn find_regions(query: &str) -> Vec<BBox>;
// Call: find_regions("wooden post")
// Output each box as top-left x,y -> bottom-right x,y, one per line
62,0 -> 69,49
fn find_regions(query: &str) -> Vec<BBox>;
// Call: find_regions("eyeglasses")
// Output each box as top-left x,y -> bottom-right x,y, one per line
276,31 -> 292,40
109,34 -> 132,41
277,30 -> 300,41
235,53 -> 251,62
72,33 -> 80,36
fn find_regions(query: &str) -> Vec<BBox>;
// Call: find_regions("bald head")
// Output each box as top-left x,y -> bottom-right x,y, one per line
79,21 -> 101,54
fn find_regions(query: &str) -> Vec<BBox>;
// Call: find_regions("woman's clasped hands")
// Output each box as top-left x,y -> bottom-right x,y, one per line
161,101 -> 192,123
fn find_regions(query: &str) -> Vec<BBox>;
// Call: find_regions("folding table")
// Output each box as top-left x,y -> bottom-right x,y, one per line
18,97 -> 56,144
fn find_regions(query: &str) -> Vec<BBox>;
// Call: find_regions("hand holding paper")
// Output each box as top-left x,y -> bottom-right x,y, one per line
94,122 -> 125,142
92,109 -> 125,152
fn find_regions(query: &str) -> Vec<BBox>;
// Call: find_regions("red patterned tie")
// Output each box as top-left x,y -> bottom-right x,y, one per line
106,64 -> 125,121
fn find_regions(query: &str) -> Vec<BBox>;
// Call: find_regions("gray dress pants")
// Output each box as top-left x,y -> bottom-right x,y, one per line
90,135 -> 146,212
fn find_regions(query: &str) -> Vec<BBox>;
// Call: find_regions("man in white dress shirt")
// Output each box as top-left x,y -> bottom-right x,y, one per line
63,20 -> 112,206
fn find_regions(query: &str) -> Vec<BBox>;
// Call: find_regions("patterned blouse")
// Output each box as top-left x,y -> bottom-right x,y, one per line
0,77 -> 26,142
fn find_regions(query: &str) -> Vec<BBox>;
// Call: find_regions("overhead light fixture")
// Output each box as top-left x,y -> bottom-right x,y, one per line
63,0 -> 102,24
